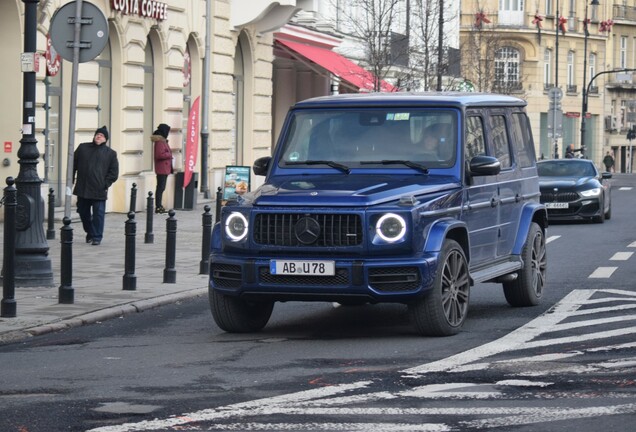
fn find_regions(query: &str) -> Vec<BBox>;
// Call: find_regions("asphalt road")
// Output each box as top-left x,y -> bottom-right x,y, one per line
1,174 -> 635,432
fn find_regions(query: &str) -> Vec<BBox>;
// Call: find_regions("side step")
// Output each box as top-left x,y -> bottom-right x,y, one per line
470,261 -> 522,284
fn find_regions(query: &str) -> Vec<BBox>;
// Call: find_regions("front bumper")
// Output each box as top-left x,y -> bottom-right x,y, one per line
209,253 -> 439,303
543,196 -> 602,220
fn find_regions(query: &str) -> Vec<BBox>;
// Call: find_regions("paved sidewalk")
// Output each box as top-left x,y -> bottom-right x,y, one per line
0,204 -> 215,344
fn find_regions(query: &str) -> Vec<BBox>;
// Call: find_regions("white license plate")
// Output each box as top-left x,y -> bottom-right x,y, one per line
270,260 -> 335,276
545,202 -> 569,209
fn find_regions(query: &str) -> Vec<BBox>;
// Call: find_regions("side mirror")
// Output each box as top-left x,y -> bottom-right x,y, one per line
468,155 -> 501,176
253,156 -> 271,176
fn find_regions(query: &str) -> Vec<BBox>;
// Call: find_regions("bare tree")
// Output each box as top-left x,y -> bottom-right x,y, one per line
330,0 -> 405,91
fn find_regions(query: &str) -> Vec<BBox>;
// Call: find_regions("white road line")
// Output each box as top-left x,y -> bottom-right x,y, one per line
619,187 -> 633,191
546,235 -> 560,244
86,288 -> 636,432
597,289 -> 636,297
629,241 -> 636,248
549,314 -> 636,331
588,267 -> 618,278
461,403 -> 636,429
610,251 -> 634,260
403,289 -> 594,375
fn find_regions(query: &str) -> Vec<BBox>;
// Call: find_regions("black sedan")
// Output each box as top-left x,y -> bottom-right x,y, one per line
537,159 -> 612,223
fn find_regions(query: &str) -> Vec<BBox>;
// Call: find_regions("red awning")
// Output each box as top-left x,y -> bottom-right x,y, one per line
276,39 -> 395,93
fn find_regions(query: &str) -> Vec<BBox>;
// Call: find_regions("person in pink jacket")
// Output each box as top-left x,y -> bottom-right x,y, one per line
152,123 -> 172,213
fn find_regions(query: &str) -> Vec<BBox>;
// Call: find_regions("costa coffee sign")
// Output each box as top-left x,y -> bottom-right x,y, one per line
111,0 -> 168,21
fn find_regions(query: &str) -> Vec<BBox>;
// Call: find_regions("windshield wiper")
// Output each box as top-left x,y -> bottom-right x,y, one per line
360,160 -> 429,174
285,160 -> 350,174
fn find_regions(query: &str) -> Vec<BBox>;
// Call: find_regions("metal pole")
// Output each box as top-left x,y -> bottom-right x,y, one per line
1,178 -> 17,317
63,0 -> 84,219
200,205 -> 212,274
200,0 -> 212,199
14,0 -> 53,287
123,212 -> 137,290
47,188 -> 56,240
163,210 -> 177,283
58,217 -> 74,304
580,3 -> 590,158
145,192 -> 154,244
554,5 -> 560,159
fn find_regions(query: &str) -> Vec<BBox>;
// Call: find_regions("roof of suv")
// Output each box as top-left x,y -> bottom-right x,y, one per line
293,92 -> 527,109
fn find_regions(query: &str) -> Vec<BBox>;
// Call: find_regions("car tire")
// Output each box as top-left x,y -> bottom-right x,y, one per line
209,289 -> 274,333
593,196 -> 606,223
503,222 -> 546,307
409,240 -> 470,336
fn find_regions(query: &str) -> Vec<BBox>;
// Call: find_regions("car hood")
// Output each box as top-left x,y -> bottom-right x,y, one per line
242,174 -> 461,207
539,176 -> 596,189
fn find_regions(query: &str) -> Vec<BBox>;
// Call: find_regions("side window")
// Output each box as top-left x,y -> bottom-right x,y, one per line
511,112 -> 536,168
489,115 -> 512,169
465,116 -> 486,159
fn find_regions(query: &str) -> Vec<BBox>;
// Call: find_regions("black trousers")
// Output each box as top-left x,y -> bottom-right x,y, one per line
156,174 -> 167,208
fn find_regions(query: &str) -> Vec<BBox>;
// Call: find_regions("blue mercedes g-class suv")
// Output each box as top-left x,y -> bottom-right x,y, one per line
209,93 -> 548,336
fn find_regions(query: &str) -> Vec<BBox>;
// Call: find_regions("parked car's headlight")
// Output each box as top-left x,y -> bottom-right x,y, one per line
580,187 -> 601,197
376,213 -> 406,243
225,212 -> 248,241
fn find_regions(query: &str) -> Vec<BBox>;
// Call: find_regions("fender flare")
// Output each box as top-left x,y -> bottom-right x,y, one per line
423,218 -> 470,261
210,222 -> 222,253
512,203 -> 548,255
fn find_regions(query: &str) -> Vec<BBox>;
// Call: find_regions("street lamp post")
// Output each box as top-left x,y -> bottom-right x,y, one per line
580,0 -> 600,159
10,0 -> 54,287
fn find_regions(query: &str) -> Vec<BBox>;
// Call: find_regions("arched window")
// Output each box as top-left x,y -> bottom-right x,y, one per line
143,38 -> 155,171
494,47 -> 520,91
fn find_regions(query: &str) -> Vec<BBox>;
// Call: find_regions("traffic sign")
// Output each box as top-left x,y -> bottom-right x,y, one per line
49,1 -> 109,63
548,87 -> 563,100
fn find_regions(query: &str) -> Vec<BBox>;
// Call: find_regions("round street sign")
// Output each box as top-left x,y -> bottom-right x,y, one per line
548,87 -> 563,100
49,1 -> 109,63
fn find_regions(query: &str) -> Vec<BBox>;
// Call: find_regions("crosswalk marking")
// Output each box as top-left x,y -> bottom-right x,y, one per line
629,241 -> 636,248
588,266 -> 618,278
618,186 -> 633,190
610,251 -> 633,260
87,289 -> 636,432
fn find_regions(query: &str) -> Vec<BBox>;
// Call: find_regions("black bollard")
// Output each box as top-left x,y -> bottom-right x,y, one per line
1,177 -> 17,317
47,188 -> 56,240
145,191 -> 154,244
129,183 -> 138,213
215,186 -> 222,224
200,205 -> 212,274
58,217 -> 74,304
123,211 -> 137,291
163,209 -> 177,283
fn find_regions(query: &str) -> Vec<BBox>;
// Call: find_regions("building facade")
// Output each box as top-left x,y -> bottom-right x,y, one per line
459,0 -> 636,170
0,0 -> 313,213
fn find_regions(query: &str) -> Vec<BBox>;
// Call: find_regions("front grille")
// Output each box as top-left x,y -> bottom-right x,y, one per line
254,213 -> 363,247
259,267 -> 349,286
369,267 -> 421,292
540,191 -> 579,203
210,264 -> 242,288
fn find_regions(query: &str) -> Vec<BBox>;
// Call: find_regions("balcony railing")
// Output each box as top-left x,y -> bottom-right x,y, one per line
566,84 -> 578,93
614,4 -> 636,21
588,86 -> 599,94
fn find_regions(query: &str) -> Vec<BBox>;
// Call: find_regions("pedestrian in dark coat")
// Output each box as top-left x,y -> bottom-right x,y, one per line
152,123 -> 172,213
73,126 -> 119,245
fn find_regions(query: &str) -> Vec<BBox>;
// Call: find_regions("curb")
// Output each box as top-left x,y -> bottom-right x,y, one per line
0,287 -> 207,345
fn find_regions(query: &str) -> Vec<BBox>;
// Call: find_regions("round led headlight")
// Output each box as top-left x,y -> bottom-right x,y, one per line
376,213 -> 406,243
225,212 -> 248,241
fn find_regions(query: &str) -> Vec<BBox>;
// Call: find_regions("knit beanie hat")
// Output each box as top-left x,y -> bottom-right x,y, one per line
95,125 -> 109,141
155,123 -> 171,139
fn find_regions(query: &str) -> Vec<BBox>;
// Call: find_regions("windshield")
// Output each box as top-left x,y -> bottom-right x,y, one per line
279,108 -> 458,169
537,160 -> 597,177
